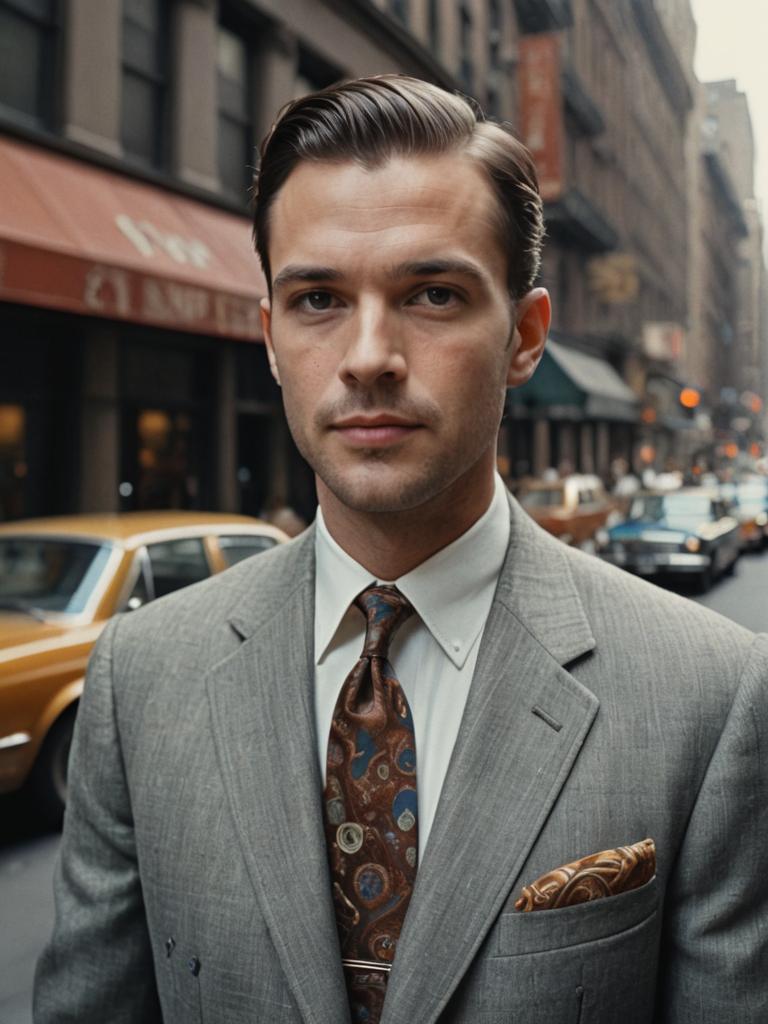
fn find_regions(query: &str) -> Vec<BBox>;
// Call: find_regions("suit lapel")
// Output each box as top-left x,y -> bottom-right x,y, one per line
382,500 -> 600,1024
206,531 -> 349,1024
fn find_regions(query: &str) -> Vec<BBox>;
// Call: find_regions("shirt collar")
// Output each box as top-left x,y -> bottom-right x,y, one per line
314,474 -> 510,669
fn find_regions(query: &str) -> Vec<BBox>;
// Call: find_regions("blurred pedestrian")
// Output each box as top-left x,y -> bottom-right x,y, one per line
266,503 -> 308,538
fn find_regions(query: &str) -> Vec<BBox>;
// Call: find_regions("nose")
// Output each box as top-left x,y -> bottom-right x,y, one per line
337,300 -> 406,388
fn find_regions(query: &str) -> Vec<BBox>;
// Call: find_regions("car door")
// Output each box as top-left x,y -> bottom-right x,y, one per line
121,536 -> 213,610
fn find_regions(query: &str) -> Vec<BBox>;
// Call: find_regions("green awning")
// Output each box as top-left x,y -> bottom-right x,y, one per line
509,338 -> 639,423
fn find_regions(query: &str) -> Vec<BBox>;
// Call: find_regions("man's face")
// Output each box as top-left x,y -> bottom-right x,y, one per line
261,153 -> 546,514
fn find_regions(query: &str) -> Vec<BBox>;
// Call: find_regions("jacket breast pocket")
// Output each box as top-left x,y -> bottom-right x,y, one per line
443,879 -> 661,1023
494,874 -> 659,958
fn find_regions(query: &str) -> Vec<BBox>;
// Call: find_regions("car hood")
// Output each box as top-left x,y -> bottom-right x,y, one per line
0,613 -> 104,661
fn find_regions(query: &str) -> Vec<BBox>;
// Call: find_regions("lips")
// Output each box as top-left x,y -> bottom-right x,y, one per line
331,414 -> 421,448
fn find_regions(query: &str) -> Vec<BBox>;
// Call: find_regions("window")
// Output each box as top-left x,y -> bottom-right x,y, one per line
458,2 -> 473,93
427,0 -> 439,51
146,538 -> 211,599
486,0 -> 501,117
0,538 -> 113,614
218,534 -> 278,568
294,46 -> 340,99
0,0 -> 58,129
0,404 -> 25,520
389,0 -> 408,24
121,0 -> 167,168
217,24 -> 252,200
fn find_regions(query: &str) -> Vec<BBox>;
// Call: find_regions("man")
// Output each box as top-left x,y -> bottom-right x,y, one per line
35,76 -> 767,1023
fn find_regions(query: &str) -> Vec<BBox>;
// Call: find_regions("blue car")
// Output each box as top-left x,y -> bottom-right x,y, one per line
597,489 -> 740,592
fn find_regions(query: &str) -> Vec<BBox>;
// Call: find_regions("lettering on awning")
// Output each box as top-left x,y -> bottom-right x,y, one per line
116,214 -> 212,268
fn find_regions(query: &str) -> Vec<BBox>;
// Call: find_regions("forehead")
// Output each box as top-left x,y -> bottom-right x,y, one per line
267,153 -> 507,280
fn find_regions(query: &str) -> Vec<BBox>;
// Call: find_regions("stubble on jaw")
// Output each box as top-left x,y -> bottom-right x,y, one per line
294,395 -> 507,517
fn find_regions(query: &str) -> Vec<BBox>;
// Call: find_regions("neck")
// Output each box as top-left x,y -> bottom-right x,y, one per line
317,457 -> 497,579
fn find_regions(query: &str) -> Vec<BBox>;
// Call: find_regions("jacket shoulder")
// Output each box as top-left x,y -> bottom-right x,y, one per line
561,536 -> 753,642
111,528 -> 314,651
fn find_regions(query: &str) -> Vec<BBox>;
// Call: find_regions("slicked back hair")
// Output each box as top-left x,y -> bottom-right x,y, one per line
252,75 -> 544,301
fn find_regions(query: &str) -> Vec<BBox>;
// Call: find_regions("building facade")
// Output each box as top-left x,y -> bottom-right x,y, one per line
0,0 -> 465,524
1,0 -> 763,524
506,0 -> 700,480
701,79 -> 767,460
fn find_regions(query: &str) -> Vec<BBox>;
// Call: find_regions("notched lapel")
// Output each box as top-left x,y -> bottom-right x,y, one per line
382,501 -> 600,1024
206,537 -> 350,1024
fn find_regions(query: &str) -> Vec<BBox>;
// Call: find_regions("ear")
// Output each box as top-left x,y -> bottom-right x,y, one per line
260,296 -> 281,386
507,288 -> 551,388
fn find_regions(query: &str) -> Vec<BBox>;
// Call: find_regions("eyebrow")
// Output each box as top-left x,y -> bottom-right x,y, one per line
272,265 -> 344,292
388,258 -> 487,283
272,257 -> 487,293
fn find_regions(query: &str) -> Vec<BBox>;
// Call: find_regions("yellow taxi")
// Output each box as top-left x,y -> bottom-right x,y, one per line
0,511 -> 288,823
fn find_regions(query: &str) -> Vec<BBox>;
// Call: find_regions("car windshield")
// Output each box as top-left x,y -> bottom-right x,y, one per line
737,484 -> 768,504
0,537 -> 113,615
629,494 -> 713,528
520,488 -> 563,509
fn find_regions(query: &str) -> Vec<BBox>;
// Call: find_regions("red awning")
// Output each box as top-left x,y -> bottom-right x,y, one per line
0,136 -> 267,340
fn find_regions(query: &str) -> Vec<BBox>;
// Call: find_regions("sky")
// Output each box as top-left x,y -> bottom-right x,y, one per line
690,0 -> 768,253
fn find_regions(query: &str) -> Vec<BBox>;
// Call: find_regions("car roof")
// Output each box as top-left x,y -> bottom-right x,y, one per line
0,510 -> 285,545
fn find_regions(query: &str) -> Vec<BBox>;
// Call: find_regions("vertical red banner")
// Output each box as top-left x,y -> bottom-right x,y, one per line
518,33 -> 564,202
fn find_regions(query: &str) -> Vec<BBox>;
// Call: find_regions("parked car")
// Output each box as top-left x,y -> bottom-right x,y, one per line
517,474 -> 615,550
0,511 -> 288,823
722,479 -> 768,551
597,489 -> 739,592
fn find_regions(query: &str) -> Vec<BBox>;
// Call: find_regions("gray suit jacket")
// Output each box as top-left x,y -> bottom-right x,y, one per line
34,495 -> 768,1023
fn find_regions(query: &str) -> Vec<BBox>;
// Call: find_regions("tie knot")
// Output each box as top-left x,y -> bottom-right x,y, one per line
355,585 -> 414,659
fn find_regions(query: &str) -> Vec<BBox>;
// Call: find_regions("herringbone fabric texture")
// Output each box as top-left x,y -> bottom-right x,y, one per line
323,585 -> 417,1024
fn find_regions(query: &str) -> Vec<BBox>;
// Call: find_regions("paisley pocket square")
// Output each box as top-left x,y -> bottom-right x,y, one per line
514,837 -> 656,912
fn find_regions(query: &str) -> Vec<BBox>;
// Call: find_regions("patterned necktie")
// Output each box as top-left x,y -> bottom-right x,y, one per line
323,585 -> 418,1024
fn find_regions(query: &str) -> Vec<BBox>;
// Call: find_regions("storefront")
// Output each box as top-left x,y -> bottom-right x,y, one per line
505,336 -> 639,480
0,135 -> 313,522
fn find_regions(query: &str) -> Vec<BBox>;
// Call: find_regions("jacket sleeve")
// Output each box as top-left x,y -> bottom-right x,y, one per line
654,633 -> 768,1022
33,614 -> 163,1023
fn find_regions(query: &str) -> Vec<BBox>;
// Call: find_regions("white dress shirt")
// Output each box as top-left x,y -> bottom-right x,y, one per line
314,473 -> 511,861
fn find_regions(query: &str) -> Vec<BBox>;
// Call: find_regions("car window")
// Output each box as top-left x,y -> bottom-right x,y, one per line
578,489 -> 593,506
146,538 -> 211,599
631,494 -> 710,525
520,488 -> 563,509
0,538 -> 113,614
218,534 -> 278,568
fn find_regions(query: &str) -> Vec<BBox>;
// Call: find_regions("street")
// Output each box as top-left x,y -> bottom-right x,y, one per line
2,549 -> 768,1024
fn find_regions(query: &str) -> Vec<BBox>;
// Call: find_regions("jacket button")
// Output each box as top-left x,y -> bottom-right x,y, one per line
165,937 -> 175,957
188,956 -> 201,977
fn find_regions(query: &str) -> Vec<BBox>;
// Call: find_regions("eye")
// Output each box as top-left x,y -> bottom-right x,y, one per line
409,286 -> 460,308
294,290 -> 337,312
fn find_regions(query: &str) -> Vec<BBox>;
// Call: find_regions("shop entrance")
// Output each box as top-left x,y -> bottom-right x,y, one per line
119,334 -> 214,512
236,413 -> 273,517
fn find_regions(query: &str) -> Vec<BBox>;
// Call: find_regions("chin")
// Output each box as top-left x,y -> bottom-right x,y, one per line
317,455 -> 461,515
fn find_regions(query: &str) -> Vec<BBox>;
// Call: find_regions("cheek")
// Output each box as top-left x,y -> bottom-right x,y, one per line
419,338 -> 508,402
274,336 -> 334,399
